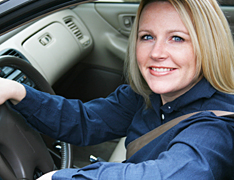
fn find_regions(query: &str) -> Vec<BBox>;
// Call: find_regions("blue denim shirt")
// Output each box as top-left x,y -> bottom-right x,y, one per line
14,78 -> 234,179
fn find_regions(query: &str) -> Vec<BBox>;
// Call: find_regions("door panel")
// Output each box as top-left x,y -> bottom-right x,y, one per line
95,3 -> 138,37
73,3 -> 134,71
53,2 -> 139,101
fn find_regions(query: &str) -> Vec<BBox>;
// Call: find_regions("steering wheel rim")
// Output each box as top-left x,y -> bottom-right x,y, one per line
0,55 -> 73,179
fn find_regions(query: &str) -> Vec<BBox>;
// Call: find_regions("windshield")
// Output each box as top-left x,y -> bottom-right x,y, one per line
0,0 -> 32,15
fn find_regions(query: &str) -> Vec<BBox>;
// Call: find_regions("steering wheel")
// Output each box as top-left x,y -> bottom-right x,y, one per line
0,56 -> 73,180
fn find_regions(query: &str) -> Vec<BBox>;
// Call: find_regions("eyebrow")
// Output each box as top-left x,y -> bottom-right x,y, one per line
167,29 -> 190,35
137,29 -> 153,34
138,29 -> 189,35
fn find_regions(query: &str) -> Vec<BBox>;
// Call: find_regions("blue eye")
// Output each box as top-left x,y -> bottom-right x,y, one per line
141,35 -> 153,40
172,36 -> 184,42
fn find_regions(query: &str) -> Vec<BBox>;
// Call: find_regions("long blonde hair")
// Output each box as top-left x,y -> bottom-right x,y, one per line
125,0 -> 234,106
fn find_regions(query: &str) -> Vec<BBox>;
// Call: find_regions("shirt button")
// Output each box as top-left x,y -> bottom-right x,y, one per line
168,106 -> 171,109
161,113 -> 165,120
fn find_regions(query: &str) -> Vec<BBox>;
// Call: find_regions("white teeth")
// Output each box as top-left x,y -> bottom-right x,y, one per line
151,67 -> 172,72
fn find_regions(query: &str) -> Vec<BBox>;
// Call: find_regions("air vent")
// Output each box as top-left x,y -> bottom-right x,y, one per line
2,49 -> 22,58
64,18 -> 83,40
0,49 -> 28,62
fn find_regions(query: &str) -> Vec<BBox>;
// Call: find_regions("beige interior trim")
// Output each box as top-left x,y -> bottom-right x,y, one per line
109,137 -> 126,163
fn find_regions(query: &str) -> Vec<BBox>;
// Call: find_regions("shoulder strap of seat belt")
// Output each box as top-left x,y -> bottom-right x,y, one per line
126,110 -> 234,159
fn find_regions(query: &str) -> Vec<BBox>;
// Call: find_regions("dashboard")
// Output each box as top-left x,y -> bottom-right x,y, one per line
0,65 -> 35,87
0,8 -> 93,86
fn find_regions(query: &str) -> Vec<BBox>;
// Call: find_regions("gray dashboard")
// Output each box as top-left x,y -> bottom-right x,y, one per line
0,8 -> 93,85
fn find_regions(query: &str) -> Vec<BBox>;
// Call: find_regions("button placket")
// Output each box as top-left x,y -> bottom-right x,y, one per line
160,103 -> 173,122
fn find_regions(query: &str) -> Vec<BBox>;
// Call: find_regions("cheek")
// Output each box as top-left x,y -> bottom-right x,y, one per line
177,46 -> 196,67
136,43 -> 149,68
187,50 -> 196,68
136,44 -> 144,68
183,51 -> 197,76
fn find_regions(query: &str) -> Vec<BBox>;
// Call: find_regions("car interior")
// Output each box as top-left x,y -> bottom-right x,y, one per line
0,0 -> 234,179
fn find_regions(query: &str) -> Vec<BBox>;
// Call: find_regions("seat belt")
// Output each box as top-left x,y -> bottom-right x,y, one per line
126,110 -> 234,159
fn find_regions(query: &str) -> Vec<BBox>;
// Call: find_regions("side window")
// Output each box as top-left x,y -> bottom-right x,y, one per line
98,0 -> 234,5
97,0 -> 141,2
123,0 -> 234,5
218,0 -> 234,6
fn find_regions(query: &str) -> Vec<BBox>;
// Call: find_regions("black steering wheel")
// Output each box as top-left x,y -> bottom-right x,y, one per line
0,56 -> 73,180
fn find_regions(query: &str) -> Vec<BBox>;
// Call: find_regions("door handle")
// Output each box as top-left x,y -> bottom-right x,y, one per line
118,14 -> 135,36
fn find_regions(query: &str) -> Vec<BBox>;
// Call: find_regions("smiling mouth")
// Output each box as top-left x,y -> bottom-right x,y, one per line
150,67 -> 174,72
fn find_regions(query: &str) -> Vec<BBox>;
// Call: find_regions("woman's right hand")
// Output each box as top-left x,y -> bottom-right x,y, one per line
0,78 -> 26,105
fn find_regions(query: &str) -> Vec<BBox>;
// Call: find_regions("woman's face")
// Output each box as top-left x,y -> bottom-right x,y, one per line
136,1 -> 198,104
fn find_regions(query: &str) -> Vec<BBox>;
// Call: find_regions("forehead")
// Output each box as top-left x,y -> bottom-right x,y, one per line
139,1 -> 187,31
140,1 -> 177,22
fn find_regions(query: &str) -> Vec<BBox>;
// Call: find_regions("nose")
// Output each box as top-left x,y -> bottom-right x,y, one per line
150,40 -> 168,61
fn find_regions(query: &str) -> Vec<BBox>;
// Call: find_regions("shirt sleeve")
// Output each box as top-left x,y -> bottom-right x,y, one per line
13,84 -> 140,146
52,113 -> 234,179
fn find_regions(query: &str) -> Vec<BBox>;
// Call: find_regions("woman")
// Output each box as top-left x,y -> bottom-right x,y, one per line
1,0 -> 234,179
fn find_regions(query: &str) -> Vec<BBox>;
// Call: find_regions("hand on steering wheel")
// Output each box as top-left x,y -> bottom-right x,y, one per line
0,56 -> 73,180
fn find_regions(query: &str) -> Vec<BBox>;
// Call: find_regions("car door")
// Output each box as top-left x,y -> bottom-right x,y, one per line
52,1 -> 139,102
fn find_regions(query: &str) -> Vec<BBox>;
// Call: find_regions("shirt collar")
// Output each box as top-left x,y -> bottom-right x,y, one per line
150,78 -> 216,114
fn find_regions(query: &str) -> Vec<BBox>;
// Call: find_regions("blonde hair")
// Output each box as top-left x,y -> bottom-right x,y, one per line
125,0 -> 234,106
